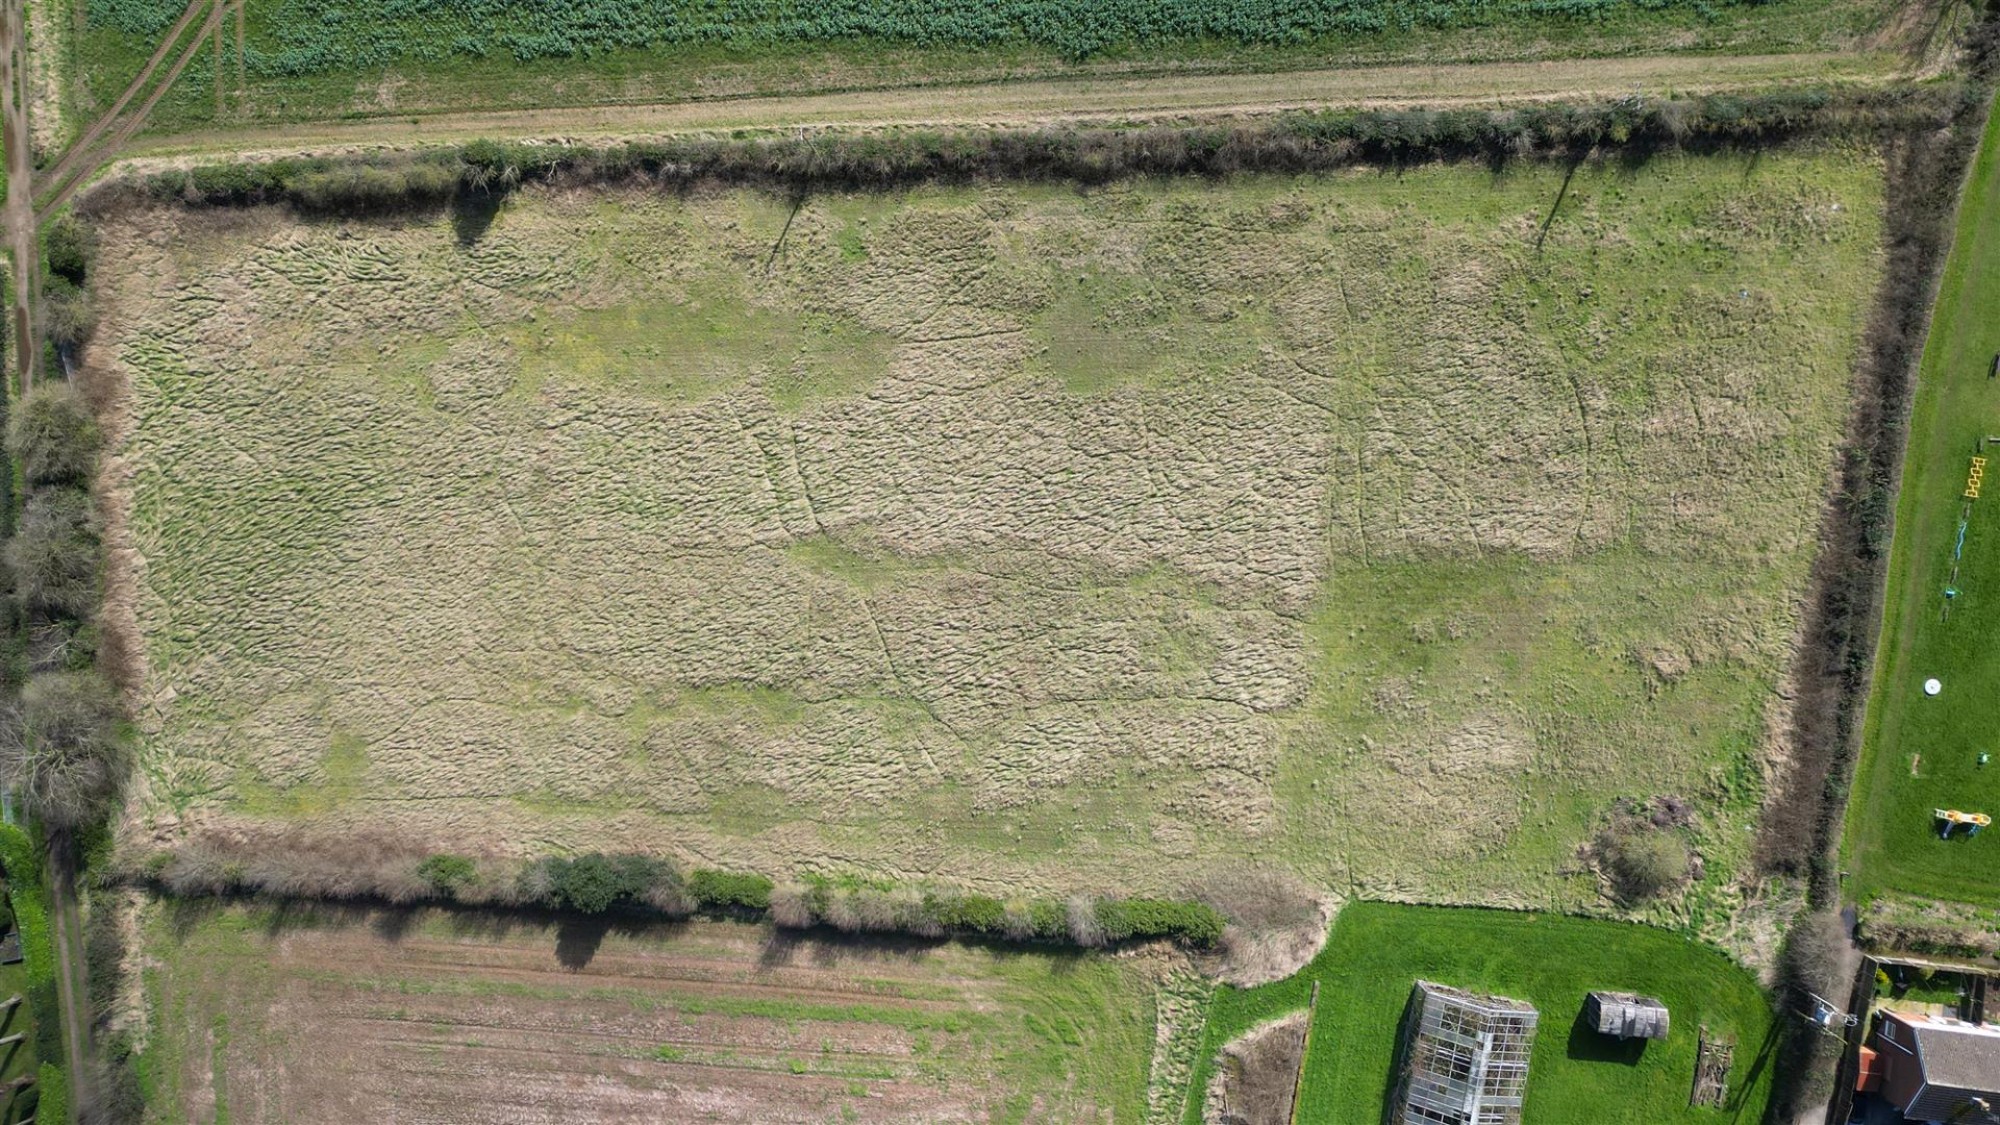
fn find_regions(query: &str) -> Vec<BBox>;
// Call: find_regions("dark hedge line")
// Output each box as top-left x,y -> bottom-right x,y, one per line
1757,19 -> 2000,898
146,844 -> 1225,950
83,84 -> 1968,219
1762,17 -> 2000,1123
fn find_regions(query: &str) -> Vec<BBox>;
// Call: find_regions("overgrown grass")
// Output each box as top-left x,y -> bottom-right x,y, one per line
1843,91 -> 2000,909
99,150 -> 1886,934
1184,902 -> 1778,1125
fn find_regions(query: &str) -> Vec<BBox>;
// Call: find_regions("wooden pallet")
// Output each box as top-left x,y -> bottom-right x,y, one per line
1691,1027 -> 1734,1109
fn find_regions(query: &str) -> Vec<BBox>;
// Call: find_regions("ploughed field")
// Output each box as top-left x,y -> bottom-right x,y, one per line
92,150 -> 1884,919
136,905 -> 1159,1123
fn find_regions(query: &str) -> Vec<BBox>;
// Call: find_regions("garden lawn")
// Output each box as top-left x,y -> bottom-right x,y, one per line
1185,902 -> 1777,1125
1844,91 -> 2000,908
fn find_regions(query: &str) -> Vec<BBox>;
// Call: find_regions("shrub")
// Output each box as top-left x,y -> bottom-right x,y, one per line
7,382 -> 99,488
0,671 -> 127,829
42,278 -> 96,348
1066,895 -> 1104,947
1001,898 -> 1036,940
6,487 -> 99,621
1598,820 -> 1690,903
768,881 -> 813,927
415,854 -> 477,895
1094,897 -> 1226,946
43,214 -> 91,286
923,892 -> 1005,934
530,852 -> 671,913
687,868 -> 773,911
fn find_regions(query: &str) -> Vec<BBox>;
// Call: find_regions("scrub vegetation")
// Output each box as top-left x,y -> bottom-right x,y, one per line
85,146 -> 1886,942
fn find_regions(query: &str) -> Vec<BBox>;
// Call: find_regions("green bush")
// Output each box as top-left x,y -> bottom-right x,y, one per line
532,852 -> 671,913
415,854 -> 477,895
41,277 -> 96,348
923,892 -> 1006,933
42,214 -> 91,286
7,382 -> 99,488
687,868 -> 773,911
1093,897 -> 1226,946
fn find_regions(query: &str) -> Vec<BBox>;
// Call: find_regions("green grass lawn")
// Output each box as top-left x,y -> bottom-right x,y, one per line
1185,902 -> 1777,1125
1844,92 -> 2000,908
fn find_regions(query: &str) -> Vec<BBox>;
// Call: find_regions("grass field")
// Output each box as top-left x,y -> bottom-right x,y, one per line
1844,93 -> 2000,909
64,0 -> 1919,135
133,904 -> 1158,1123
87,149 -> 1886,926
1184,901 -> 1778,1124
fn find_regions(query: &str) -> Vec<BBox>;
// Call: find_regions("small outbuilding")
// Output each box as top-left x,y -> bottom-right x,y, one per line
1584,991 -> 1670,1041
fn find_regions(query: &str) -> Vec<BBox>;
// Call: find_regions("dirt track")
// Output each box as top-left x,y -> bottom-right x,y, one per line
112,50 -> 1902,167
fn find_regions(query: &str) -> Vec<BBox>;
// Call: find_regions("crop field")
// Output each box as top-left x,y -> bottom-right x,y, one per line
88,148 -> 1887,920
1184,902 -> 1778,1124
133,904 -> 1158,1123
67,0 -> 1917,133
1845,94 -> 2000,909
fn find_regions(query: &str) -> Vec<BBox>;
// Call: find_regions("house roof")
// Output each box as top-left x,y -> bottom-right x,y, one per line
1911,1017 -> 2000,1093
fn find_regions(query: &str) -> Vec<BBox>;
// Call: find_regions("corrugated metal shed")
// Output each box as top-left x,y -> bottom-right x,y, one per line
1585,991 -> 1670,1041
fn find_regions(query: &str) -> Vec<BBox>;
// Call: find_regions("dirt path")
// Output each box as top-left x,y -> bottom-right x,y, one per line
115,49 -> 1902,166
45,848 -> 90,1108
1,0 -> 36,389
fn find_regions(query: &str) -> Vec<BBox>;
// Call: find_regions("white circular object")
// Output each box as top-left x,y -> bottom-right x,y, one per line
1925,678 -> 1943,696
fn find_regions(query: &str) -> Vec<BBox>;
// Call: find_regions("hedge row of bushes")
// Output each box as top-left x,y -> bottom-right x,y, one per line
82,84 -> 1971,219
149,839 -> 1224,949
0,383 -> 126,833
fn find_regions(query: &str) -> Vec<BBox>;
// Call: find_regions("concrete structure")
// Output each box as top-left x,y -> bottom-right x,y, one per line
1583,991 -> 1669,1041
1874,1009 -> 2000,1124
1392,980 -> 1538,1125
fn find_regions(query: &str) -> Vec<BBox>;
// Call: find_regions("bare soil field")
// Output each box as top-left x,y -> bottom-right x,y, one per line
135,904 -> 1159,1123
89,150 -> 1885,926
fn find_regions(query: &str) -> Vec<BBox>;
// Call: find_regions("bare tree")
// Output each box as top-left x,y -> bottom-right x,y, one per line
0,670 -> 127,828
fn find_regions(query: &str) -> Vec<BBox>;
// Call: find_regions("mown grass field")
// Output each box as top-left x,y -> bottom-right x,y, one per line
134,904 -> 1158,1123
1185,902 -> 1778,1124
63,0 -> 1917,134
1844,93 -> 2000,909
88,148 -> 1885,931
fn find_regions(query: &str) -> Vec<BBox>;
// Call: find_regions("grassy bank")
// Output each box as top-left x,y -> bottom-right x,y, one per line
1184,902 -> 1778,1124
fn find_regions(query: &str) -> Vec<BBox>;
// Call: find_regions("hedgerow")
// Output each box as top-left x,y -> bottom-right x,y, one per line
90,83 -> 1966,221
92,0 -> 1761,71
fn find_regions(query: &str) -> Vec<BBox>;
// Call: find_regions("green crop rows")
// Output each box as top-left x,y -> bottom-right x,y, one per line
94,0 -> 1763,70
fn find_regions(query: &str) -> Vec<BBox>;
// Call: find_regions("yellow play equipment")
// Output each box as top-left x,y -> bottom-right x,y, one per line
1935,808 -> 1992,839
